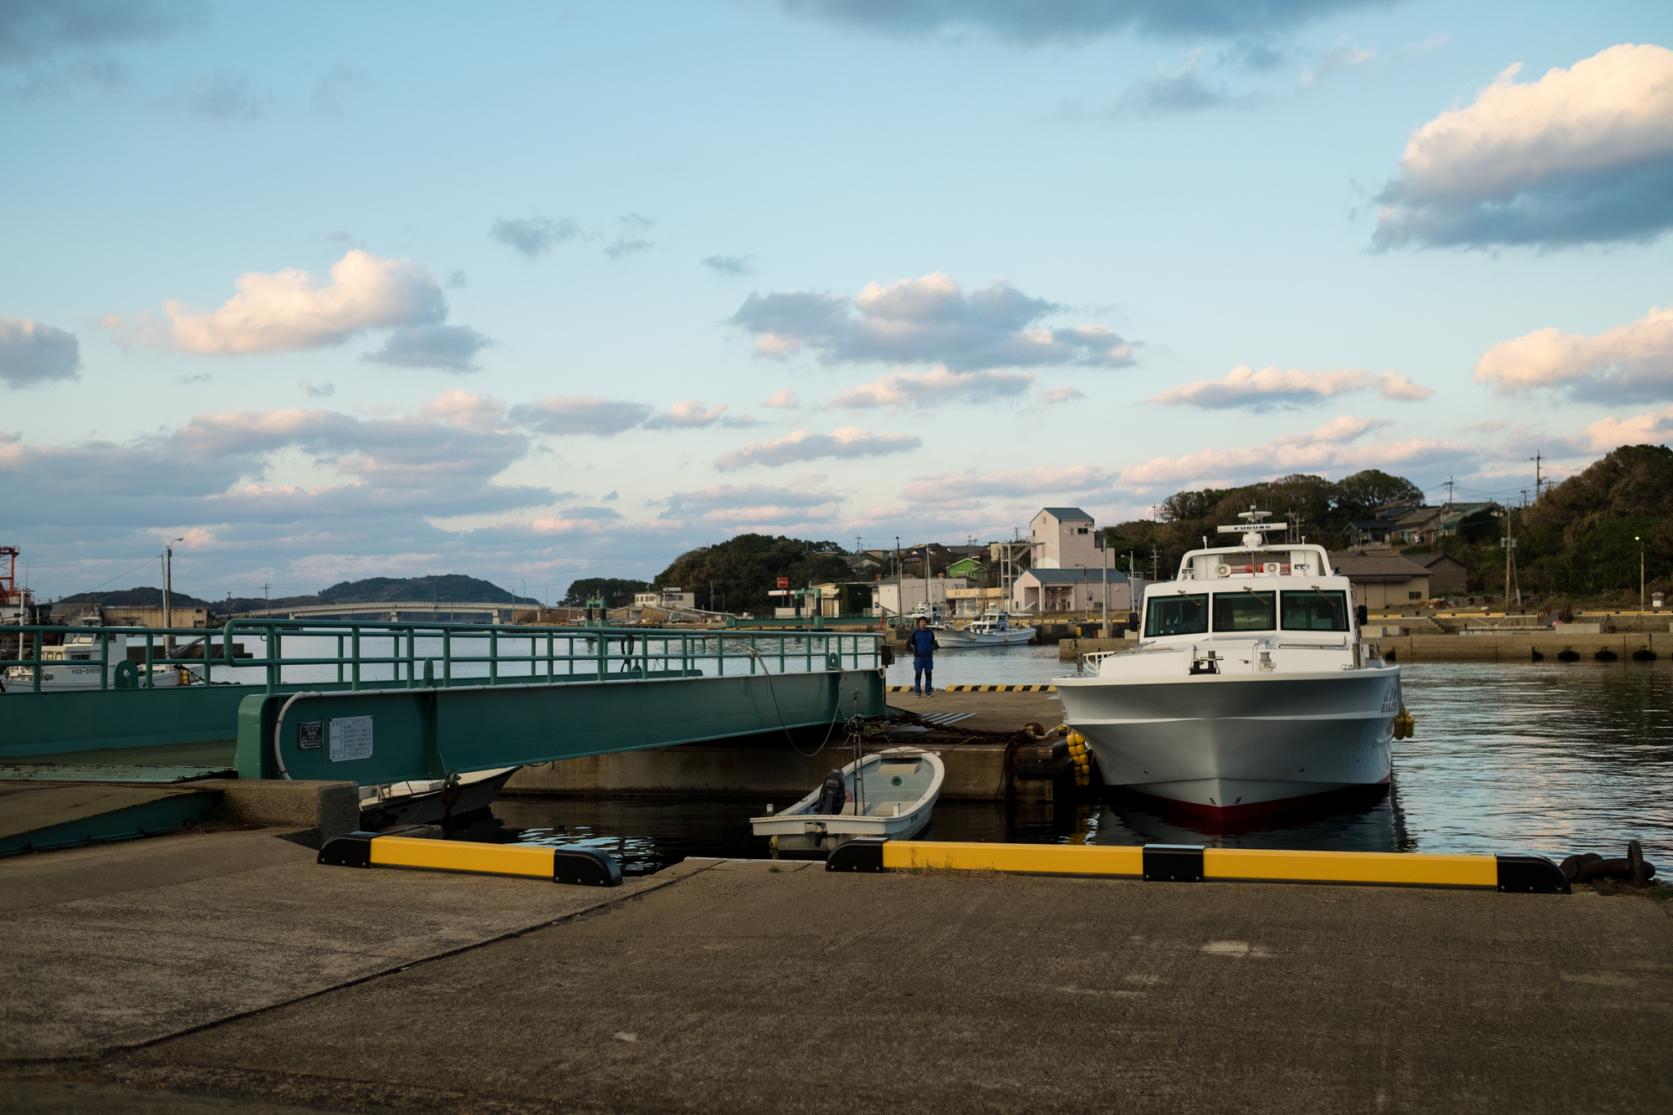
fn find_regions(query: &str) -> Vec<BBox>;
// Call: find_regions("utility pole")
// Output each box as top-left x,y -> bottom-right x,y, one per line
894,535 -> 903,623
1500,509 -> 1520,610
162,537 -> 183,654
1530,452 -> 1543,501
1101,541 -> 1109,637
1443,477 -> 1455,511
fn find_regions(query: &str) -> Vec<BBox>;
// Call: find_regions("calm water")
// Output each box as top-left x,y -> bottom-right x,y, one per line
468,656 -> 1673,873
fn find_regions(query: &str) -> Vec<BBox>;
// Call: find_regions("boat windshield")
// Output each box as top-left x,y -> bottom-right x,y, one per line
1212,591 -> 1275,632
1281,590 -> 1349,632
1145,593 -> 1208,637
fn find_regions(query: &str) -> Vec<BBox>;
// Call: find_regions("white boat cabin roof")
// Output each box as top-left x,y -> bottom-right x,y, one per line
1172,509 -> 1335,583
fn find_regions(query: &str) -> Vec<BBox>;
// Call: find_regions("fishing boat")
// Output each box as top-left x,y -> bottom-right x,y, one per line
1054,509 -> 1407,821
2,618 -> 186,692
750,747 -> 945,855
937,608 -> 1033,648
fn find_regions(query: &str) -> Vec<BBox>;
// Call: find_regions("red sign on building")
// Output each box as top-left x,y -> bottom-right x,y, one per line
775,576 -> 790,589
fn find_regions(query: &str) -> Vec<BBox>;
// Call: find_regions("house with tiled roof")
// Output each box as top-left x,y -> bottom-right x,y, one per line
1328,549 -> 1433,608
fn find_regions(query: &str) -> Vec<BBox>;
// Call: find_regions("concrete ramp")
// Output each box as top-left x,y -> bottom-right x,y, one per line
0,782 -> 222,856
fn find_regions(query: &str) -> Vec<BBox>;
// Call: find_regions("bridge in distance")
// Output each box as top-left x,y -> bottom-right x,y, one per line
234,600 -> 539,622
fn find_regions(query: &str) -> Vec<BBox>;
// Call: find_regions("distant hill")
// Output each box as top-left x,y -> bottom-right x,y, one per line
59,574 -> 536,613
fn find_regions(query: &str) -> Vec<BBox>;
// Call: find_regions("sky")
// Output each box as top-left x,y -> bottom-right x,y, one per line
2,0 -> 1672,602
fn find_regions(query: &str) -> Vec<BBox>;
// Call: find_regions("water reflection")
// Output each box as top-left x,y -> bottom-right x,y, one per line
927,784 -> 1412,854
468,659 -> 1673,871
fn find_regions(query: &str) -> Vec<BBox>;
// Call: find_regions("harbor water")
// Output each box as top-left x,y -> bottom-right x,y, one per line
468,649 -> 1673,874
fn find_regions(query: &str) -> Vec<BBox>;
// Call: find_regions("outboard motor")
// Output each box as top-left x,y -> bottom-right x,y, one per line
814,769 -> 847,815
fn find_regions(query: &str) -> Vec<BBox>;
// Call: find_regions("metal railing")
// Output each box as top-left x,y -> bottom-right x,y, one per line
0,619 -> 885,694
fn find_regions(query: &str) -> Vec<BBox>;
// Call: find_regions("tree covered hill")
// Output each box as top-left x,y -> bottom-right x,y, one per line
653,534 -> 850,614
1446,444 -> 1672,601
1101,469 -> 1424,574
59,574 -> 535,612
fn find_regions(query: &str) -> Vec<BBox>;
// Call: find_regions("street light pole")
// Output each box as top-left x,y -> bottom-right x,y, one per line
1636,535 -> 1645,611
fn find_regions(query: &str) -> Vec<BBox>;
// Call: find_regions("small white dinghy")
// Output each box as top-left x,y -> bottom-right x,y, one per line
751,747 -> 945,856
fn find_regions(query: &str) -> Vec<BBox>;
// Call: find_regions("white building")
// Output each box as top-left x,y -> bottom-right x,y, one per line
1029,507 -> 1099,570
1010,567 -> 1138,616
873,577 -> 969,619
633,587 -> 697,610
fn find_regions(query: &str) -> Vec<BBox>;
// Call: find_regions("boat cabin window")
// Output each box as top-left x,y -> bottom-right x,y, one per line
1145,593 -> 1208,637
1212,591 -> 1275,632
1280,590 -> 1349,632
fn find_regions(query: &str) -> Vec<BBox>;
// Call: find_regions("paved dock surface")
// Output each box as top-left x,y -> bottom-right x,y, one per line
3,830 -> 1671,1113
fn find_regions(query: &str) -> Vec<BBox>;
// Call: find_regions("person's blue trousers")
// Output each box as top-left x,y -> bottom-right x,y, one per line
913,655 -> 934,694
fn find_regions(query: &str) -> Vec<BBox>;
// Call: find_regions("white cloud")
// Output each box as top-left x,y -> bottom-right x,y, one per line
1148,365 -> 1431,409
643,400 -> 757,429
123,249 -> 449,355
729,271 -> 1135,371
1117,416 -> 1472,491
1037,386 -> 1086,405
762,388 -> 801,409
715,426 -> 920,471
1374,44 -> 1673,249
1582,405 -> 1673,451
660,483 -> 839,527
0,317 -> 80,387
509,396 -> 654,436
831,365 -> 1033,409
702,254 -> 756,276
1474,303 -> 1673,402
489,213 -> 580,257
419,390 -> 508,433
1301,40 -> 1372,87
363,323 -> 492,373
902,464 -> 1115,505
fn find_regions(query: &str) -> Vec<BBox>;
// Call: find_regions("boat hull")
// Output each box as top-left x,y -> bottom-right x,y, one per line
936,629 -> 1033,648
1057,669 -> 1399,818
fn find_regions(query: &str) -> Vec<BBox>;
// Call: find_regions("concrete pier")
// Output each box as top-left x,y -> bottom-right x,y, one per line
504,693 -> 1070,803
2,828 -> 1670,1113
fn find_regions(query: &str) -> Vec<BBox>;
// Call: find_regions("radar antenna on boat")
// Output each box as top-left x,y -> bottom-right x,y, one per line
1215,506 -> 1285,550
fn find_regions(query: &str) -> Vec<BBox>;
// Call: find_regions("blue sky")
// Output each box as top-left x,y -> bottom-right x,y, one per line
3,0 -> 1671,600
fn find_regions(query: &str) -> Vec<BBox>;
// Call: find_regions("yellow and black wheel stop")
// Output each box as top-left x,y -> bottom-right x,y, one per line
827,838 -> 1569,893
319,832 -> 621,886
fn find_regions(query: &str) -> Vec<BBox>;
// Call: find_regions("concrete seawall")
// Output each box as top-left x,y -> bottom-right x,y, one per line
506,738 -> 1049,804
1062,630 -> 1673,662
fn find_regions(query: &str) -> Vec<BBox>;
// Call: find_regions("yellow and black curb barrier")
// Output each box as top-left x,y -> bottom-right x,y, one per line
886,684 -> 1058,693
319,832 -> 621,887
826,839 -> 1570,894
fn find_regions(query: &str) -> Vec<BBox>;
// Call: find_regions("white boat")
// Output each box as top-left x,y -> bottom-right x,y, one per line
751,747 -> 945,855
2,621 -> 185,692
1054,510 -> 1405,821
360,767 -> 520,827
937,608 -> 1034,648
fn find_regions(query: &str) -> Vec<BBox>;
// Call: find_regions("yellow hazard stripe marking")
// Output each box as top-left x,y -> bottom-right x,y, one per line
369,835 -> 552,879
1203,848 -> 1497,888
886,684 -> 1058,693
882,840 -> 1144,876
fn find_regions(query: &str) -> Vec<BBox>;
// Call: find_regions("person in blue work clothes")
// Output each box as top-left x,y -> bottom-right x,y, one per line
906,616 -> 939,696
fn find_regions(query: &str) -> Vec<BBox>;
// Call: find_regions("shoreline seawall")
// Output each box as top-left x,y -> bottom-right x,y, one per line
1060,630 -> 1673,662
